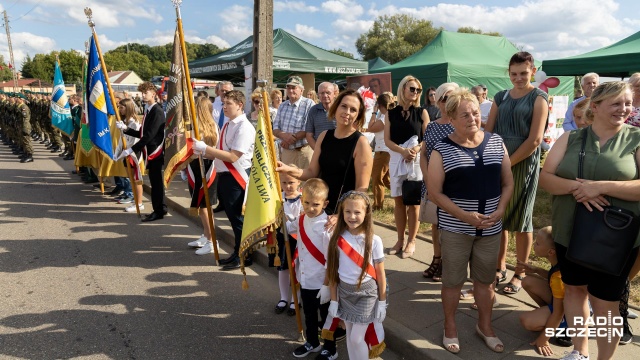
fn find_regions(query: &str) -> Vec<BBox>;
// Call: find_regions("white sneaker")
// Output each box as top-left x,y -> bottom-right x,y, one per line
560,350 -> 589,360
188,235 -> 207,248
195,241 -> 218,255
125,204 -> 144,213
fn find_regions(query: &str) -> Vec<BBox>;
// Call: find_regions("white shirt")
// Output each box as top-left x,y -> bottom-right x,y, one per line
283,192 -> 303,220
480,99 -> 492,124
212,96 -> 227,126
337,231 -> 384,285
286,212 -> 329,290
213,113 -> 255,172
372,112 -> 389,152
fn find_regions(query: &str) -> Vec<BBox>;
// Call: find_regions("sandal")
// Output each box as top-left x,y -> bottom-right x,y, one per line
460,288 -> 474,300
470,296 -> 499,310
476,324 -> 504,353
387,240 -> 404,255
502,274 -> 524,295
496,269 -> 507,284
432,262 -> 442,282
274,300 -> 287,314
422,256 -> 442,278
442,330 -> 460,354
401,240 -> 416,259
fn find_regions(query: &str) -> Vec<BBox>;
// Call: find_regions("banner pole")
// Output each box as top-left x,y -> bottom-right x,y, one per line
173,1 -> 219,264
259,80 -> 304,341
84,8 -> 141,218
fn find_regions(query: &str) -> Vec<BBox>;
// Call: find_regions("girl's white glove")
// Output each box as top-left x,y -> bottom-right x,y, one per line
375,300 -> 387,322
328,300 -> 339,318
115,121 -> 127,130
193,140 -> 207,156
316,285 -> 330,304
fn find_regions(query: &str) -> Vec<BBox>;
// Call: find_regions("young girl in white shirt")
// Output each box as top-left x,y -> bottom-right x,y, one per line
326,191 -> 387,360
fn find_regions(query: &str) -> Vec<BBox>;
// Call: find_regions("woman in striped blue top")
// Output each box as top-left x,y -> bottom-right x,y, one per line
427,89 -> 514,354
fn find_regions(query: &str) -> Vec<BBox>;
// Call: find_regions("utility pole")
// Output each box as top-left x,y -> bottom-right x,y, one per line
252,0 -> 273,91
2,10 -> 20,92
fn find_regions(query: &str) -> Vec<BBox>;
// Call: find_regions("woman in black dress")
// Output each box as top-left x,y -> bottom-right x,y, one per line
277,89 -> 373,215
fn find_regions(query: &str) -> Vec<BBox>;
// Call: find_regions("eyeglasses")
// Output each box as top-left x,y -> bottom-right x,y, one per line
439,95 -> 449,103
408,86 -> 422,94
428,93 -> 436,97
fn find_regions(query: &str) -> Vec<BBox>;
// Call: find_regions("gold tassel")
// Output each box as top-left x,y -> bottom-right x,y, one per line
368,342 -> 386,359
273,254 -> 281,267
188,207 -> 199,217
242,275 -> 249,290
321,329 -> 335,341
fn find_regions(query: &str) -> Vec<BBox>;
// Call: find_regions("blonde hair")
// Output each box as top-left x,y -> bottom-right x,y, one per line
573,98 -> 591,127
195,97 -> 218,147
435,82 -> 460,104
585,81 -> 631,122
302,178 -> 329,201
537,226 -> 554,248
326,191 -> 374,290
118,98 -> 137,122
396,75 -> 422,107
444,88 -> 480,120
628,73 -> 640,87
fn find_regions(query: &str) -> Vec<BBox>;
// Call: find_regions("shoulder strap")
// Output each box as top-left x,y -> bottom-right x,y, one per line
578,128 -> 588,179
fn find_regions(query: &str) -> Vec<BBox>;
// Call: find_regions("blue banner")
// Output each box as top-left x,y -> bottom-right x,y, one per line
50,61 -> 74,136
87,36 -> 115,159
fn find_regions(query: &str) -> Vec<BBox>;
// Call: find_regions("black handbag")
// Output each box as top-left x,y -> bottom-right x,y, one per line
566,132 -> 640,276
401,180 -> 422,206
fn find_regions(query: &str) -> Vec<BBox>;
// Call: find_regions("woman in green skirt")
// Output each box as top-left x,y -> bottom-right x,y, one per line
485,52 -> 549,294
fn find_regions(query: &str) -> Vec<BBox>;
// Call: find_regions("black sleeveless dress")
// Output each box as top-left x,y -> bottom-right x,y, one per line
319,129 -> 361,214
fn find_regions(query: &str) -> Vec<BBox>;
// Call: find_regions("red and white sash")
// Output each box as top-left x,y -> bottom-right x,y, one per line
187,160 -> 217,209
218,122 -> 248,189
321,235 -> 385,358
291,214 -> 324,285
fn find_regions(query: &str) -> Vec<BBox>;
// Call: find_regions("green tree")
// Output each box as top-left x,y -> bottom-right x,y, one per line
0,55 -> 13,81
104,51 -> 155,80
457,27 -> 502,37
328,48 -> 355,59
355,14 -> 442,64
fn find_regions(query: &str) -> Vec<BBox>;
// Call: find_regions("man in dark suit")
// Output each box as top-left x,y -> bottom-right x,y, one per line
116,81 -> 167,222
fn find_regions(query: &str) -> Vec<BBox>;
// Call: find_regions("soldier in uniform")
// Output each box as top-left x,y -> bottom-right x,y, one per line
16,95 -> 34,163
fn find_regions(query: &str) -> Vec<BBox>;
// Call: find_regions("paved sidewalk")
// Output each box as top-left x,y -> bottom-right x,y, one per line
146,179 -> 640,360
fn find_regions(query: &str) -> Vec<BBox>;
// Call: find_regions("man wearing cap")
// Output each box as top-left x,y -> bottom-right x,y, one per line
273,76 -> 315,169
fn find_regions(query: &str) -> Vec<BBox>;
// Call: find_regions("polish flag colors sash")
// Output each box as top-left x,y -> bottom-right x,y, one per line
126,152 -> 144,185
218,122 -> 248,190
291,215 -> 324,286
321,235 -> 385,359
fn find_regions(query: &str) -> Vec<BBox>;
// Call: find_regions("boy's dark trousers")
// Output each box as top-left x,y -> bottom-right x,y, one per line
300,288 -> 336,353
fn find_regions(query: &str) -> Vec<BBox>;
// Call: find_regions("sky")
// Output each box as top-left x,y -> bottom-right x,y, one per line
1,0 -> 640,72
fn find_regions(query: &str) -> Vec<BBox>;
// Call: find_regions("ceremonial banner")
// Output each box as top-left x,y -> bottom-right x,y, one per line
240,109 -> 283,274
86,36 -> 115,159
50,60 -> 74,136
163,29 -> 193,188
74,54 -> 100,168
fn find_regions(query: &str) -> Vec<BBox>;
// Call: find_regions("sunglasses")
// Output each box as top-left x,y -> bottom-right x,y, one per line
408,86 -> 422,94
439,95 -> 449,103
253,100 -> 261,104
428,93 -> 436,97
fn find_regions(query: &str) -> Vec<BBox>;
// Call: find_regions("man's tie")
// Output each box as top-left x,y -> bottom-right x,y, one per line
218,111 -> 225,129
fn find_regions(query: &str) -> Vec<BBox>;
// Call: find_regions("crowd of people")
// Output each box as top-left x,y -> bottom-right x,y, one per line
2,50 -> 640,360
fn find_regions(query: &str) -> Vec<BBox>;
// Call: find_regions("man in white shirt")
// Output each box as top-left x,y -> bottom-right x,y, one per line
212,81 -> 234,129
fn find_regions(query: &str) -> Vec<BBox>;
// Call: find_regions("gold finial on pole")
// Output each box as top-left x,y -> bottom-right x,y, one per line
84,8 -> 94,28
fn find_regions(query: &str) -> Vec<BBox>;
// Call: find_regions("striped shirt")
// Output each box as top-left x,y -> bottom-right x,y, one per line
273,96 -> 315,149
433,132 -> 505,236
305,103 -> 336,140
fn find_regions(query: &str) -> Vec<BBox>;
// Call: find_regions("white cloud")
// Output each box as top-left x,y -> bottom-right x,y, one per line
205,35 -> 231,49
365,0 -> 634,60
291,24 -> 325,39
322,0 -> 363,20
275,1 -> 319,12
0,32 -> 57,67
219,5 -> 253,44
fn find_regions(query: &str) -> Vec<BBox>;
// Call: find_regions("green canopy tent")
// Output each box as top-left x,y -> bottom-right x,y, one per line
189,28 -> 368,82
370,31 -> 573,99
368,57 -> 390,72
541,31 -> 640,77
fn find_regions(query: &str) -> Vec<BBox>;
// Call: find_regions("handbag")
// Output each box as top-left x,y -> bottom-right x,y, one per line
418,196 -> 438,224
566,132 -> 640,276
401,180 -> 422,206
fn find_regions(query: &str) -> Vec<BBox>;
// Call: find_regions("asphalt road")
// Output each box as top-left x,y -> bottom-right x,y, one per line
0,144 -> 401,360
